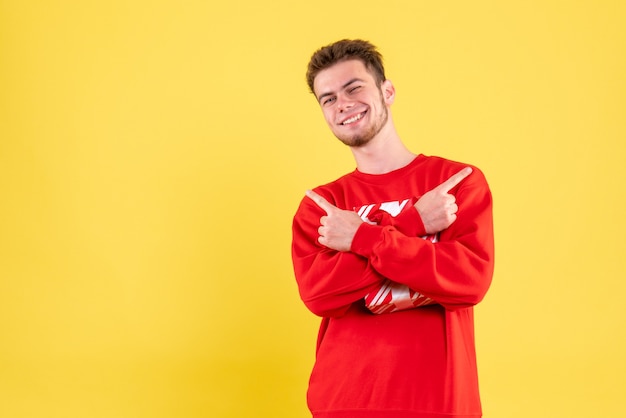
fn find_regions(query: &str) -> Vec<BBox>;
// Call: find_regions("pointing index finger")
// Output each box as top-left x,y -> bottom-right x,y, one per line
437,167 -> 473,193
305,190 -> 335,214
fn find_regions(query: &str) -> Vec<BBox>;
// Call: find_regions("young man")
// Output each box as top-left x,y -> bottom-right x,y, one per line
291,39 -> 495,418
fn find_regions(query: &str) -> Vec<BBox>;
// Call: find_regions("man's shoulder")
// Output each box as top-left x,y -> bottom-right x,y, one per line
420,154 -> 472,170
292,170 -> 357,219
310,170 -> 356,195
421,154 -> 486,175
418,154 -> 490,192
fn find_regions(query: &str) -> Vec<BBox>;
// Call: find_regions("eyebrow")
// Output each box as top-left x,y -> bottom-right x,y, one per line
317,78 -> 364,103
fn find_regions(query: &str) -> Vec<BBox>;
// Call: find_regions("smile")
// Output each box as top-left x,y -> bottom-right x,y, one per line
341,111 -> 367,125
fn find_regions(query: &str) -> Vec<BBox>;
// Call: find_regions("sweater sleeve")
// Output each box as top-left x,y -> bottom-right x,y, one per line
292,192 -> 386,318
368,197 -> 427,237
350,168 -> 494,311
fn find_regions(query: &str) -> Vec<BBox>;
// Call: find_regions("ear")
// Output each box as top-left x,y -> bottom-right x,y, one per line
381,80 -> 396,105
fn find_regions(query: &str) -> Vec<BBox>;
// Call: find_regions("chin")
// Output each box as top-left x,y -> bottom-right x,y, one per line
337,135 -> 372,148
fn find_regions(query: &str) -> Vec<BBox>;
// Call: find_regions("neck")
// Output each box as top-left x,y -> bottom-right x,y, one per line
350,120 -> 416,175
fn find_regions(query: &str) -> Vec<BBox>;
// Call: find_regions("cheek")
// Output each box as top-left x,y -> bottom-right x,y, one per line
322,110 -> 335,126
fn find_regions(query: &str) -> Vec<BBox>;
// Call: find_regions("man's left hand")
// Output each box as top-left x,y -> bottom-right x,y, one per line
306,190 -> 364,252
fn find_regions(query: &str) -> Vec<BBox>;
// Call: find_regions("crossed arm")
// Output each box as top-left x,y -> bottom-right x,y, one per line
306,167 -> 473,252
293,166 -> 493,317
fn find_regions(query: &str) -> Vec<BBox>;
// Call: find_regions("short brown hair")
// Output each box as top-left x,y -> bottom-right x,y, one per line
306,39 -> 386,94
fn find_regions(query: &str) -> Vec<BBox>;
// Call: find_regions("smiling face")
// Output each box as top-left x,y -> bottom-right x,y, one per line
313,59 -> 394,148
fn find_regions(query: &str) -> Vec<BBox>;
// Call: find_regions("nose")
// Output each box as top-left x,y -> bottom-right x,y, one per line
336,94 -> 354,113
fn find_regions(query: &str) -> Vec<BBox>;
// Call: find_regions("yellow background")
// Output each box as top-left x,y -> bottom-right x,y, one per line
1,1 -> 624,417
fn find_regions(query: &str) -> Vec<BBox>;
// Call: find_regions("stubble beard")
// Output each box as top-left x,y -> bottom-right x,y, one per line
336,94 -> 389,148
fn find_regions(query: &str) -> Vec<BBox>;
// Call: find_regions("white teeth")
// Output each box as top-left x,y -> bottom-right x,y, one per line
342,113 -> 364,125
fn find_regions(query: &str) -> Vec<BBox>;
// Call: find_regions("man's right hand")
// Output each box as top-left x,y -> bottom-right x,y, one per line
415,167 -> 473,234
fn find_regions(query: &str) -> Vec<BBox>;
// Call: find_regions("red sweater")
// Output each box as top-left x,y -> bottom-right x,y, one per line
291,155 -> 494,418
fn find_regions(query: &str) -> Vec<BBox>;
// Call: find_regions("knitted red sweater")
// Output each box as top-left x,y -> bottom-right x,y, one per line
292,155 -> 494,418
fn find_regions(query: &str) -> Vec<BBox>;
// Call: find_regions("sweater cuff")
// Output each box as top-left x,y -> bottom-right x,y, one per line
351,223 -> 384,258
392,206 -> 427,237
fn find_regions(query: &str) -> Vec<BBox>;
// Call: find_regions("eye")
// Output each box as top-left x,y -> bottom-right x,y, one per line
322,96 -> 336,106
348,86 -> 362,94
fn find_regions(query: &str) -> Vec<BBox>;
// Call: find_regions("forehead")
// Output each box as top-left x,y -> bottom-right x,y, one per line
312,59 -> 375,97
